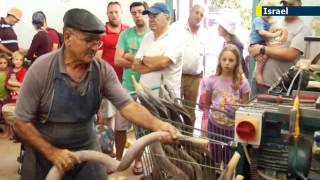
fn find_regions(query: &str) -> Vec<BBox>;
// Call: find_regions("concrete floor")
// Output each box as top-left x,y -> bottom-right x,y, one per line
0,137 -> 20,180
0,134 -> 141,180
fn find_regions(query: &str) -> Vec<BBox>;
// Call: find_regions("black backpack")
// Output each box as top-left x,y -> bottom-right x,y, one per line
56,31 -> 64,46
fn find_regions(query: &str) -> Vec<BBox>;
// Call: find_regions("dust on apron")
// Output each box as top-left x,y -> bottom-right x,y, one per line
20,59 -> 107,180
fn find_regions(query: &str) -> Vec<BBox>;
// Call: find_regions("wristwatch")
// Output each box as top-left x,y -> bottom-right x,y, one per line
260,46 -> 266,55
138,56 -> 145,64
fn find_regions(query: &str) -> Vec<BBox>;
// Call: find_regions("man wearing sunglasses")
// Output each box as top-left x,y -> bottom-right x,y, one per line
13,8 -> 177,180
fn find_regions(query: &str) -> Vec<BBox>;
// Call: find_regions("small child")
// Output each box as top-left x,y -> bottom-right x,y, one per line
206,44 -> 250,165
0,54 -> 9,101
250,0 -> 282,85
6,51 -> 27,103
0,53 -> 9,137
250,16 -> 281,45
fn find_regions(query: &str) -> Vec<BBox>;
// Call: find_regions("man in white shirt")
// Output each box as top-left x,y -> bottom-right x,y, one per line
171,4 -> 206,124
133,2 -> 183,98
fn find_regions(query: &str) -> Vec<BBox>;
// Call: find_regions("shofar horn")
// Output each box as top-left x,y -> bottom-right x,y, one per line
131,75 -> 143,92
218,151 -> 241,180
46,131 -> 208,180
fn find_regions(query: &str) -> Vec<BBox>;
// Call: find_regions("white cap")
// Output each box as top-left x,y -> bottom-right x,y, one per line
217,18 -> 236,35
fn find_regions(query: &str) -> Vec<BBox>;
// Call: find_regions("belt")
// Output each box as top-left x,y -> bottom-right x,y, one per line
182,72 -> 203,78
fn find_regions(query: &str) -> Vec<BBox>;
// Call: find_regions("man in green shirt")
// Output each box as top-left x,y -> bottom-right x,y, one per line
114,1 -> 149,175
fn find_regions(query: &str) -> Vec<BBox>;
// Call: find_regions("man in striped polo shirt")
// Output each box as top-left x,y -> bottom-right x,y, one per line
0,7 -> 22,55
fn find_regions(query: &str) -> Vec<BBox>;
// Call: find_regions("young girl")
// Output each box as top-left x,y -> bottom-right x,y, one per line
205,44 -> 250,165
0,54 -> 9,137
6,51 -> 27,103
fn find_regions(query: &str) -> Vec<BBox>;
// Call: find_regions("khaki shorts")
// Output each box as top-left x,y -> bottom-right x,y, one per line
98,98 -> 116,119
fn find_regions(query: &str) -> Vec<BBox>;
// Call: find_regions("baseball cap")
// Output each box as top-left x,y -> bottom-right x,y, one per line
7,7 -> 22,20
143,2 -> 170,15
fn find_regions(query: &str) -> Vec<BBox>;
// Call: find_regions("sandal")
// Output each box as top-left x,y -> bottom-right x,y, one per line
132,162 -> 143,175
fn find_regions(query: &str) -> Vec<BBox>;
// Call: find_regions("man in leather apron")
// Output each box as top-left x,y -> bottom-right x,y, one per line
13,8 -> 177,180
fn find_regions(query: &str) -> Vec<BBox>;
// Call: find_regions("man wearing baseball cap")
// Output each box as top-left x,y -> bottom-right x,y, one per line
249,0 -> 311,95
142,2 -> 170,15
0,7 -> 22,55
14,8 -> 178,180
133,2 -> 184,98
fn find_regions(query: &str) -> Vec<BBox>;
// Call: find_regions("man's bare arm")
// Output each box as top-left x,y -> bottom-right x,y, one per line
132,59 -> 152,74
114,48 -> 133,68
119,101 -> 177,140
249,44 -> 301,62
265,46 -> 301,62
142,56 -> 172,71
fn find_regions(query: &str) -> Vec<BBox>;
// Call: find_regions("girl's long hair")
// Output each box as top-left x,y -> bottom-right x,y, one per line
216,44 -> 243,90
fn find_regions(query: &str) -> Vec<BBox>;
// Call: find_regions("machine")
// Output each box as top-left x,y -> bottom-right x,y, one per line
234,37 -> 320,179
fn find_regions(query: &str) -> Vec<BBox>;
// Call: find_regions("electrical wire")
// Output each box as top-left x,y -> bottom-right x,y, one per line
286,69 -> 302,97
241,143 -> 251,165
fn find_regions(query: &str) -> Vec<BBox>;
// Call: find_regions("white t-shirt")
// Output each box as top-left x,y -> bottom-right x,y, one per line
135,29 -> 183,98
170,21 -> 207,75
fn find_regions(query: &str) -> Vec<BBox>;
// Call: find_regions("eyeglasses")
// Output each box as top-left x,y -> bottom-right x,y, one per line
83,38 -> 103,49
0,62 -> 8,65
12,16 -> 20,23
70,31 -> 103,48
148,13 -> 168,19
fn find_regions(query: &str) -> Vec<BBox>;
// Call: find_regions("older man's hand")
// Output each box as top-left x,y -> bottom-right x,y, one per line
248,44 -> 263,57
156,121 -> 178,144
47,148 -> 81,173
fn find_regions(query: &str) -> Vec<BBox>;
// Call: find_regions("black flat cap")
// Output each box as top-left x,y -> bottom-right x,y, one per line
63,8 -> 104,34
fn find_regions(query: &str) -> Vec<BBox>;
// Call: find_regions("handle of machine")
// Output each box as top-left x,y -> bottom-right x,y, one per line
46,131 -> 207,180
257,94 -> 316,104
257,94 -> 284,103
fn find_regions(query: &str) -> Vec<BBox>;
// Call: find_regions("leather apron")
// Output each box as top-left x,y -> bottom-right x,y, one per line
20,59 -> 107,180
